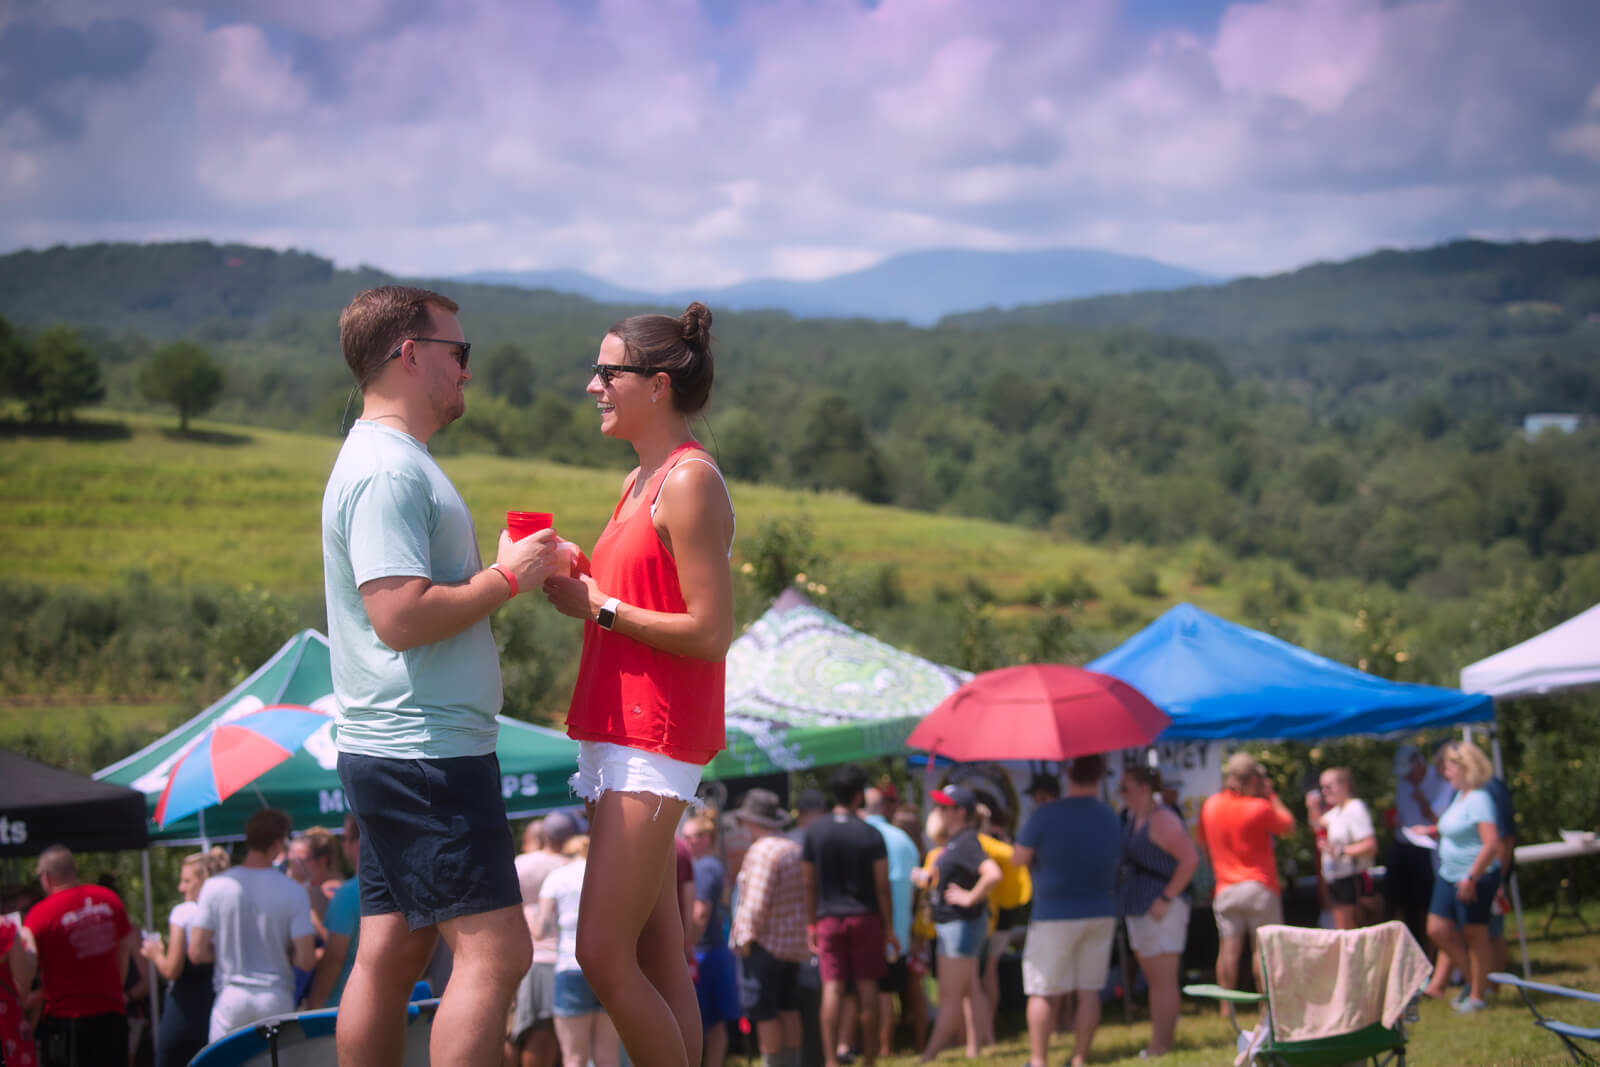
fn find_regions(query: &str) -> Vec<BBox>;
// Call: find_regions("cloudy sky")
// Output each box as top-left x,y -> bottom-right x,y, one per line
3,0 -> 1598,289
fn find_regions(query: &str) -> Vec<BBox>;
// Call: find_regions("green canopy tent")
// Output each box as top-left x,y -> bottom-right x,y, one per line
95,630 -> 581,842
708,589 -> 970,781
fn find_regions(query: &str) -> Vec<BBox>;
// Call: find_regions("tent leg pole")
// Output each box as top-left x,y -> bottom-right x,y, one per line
1509,872 -> 1531,980
142,849 -> 160,1034
199,808 -> 210,851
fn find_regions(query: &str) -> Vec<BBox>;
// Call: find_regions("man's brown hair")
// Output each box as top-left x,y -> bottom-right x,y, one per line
244,808 -> 292,853
339,285 -> 459,388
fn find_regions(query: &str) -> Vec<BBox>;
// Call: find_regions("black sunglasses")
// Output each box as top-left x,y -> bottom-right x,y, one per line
409,337 -> 471,368
591,362 -> 657,386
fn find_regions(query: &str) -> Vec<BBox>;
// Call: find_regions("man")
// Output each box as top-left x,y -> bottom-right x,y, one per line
509,813 -> 575,1067
860,787 -> 923,1057
1385,744 -> 1450,950
26,845 -> 139,1067
307,814 -> 364,1010
288,826 -> 341,939
730,789 -> 808,1067
685,813 -> 740,1067
1197,752 -> 1295,1011
191,808 -> 317,1040
1013,755 -> 1123,1067
323,285 -> 562,1066
802,765 -> 897,1067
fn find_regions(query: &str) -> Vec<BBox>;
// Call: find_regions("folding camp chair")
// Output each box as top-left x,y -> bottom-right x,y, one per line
1183,922 -> 1430,1067
1492,971 -> 1600,1064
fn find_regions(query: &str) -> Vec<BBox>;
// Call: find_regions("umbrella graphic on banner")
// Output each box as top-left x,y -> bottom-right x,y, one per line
154,704 -> 331,826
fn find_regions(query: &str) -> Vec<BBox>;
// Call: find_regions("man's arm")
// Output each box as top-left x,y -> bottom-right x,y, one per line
872,857 -> 898,950
803,860 -> 819,955
188,927 -> 215,965
362,530 -> 557,651
1011,844 -> 1035,869
304,932 -> 349,1010
291,933 -> 317,974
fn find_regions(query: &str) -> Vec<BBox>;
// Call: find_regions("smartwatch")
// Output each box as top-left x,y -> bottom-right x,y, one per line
596,596 -> 621,631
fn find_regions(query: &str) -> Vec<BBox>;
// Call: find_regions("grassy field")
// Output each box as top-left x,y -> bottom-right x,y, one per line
0,412 -> 1254,617
888,910 -> 1600,1067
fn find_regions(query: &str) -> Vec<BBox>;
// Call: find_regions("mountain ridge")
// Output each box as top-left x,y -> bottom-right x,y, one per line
456,245 -> 1215,324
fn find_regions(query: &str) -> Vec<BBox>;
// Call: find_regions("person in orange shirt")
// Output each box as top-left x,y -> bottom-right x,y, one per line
1196,752 -> 1295,1012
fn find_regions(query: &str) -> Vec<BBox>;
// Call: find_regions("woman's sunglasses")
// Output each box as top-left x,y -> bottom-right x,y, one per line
592,363 -> 657,386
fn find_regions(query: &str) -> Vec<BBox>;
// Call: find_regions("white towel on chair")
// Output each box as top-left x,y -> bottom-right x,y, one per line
1255,921 -> 1433,1043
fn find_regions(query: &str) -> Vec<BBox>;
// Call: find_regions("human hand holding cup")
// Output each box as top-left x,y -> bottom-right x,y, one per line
497,528 -> 561,594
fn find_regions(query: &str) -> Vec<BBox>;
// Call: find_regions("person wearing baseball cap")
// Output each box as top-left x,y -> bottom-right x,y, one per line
918,784 -> 1002,1063
1198,752 -> 1295,1015
729,791 -> 806,1067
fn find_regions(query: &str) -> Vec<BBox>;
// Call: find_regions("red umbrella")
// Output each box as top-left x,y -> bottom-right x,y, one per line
906,664 -> 1170,761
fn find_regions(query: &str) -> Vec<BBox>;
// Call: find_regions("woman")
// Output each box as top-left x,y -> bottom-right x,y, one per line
913,786 -> 1002,1063
1410,740 -> 1500,1014
141,852 -> 216,1067
539,836 -> 621,1067
0,908 -> 38,1067
1118,767 -> 1198,1060
1306,767 -> 1378,930
543,302 -> 735,1067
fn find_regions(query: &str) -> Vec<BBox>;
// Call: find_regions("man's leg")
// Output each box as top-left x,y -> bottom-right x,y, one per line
432,905 -> 535,1067
1025,994 -> 1059,1067
1214,932 -> 1243,1014
337,913 -> 440,1067
1068,983 -> 1101,1067
819,979 -> 847,1067
854,979 -> 880,1067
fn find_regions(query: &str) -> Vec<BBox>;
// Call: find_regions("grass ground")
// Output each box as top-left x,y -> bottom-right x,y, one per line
0,411 -> 1265,617
880,906 -> 1600,1067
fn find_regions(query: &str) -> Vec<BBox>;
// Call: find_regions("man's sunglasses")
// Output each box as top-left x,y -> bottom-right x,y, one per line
384,337 -> 471,370
591,362 -> 657,386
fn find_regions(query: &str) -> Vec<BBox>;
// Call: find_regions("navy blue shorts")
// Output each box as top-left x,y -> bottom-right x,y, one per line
337,752 -> 521,930
1428,868 -> 1500,927
695,944 -> 743,1026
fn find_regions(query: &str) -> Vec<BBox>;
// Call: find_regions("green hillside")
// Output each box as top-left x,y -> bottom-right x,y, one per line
2,239 -> 1597,599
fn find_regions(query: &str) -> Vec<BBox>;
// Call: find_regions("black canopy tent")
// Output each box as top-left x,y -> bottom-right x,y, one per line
0,749 -> 150,857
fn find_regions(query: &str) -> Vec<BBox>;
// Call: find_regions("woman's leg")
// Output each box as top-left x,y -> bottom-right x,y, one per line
1138,952 -> 1181,1056
1462,923 -> 1493,1001
576,790 -> 695,1067
590,1011 -> 623,1067
554,1015 -> 592,1067
919,956 -> 977,1063
1425,916 -> 1469,997
1332,904 -> 1360,931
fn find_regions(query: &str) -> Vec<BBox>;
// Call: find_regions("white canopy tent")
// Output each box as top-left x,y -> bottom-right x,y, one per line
1459,602 -> 1600,699
1458,600 -> 1600,979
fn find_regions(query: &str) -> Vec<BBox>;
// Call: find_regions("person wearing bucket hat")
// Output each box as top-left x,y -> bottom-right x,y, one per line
731,790 -> 806,1067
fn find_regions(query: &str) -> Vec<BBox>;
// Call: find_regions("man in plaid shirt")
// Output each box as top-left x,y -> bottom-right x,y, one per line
730,789 -> 809,1067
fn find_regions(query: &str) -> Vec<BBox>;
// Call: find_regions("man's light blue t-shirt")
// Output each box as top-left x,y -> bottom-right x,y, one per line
864,813 -> 919,947
1438,788 -> 1499,883
322,877 -> 360,1007
322,421 -> 502,758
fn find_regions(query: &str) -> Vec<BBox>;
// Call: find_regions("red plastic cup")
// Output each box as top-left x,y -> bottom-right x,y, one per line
506,511 -> 553,542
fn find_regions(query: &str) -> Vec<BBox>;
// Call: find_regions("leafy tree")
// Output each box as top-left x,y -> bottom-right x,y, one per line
0,314 -> 34,401
140,340 -> 224,432
25,325 -> 105,421
481,343 -> 535,406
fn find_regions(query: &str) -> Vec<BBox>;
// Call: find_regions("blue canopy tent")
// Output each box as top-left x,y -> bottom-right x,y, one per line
1086,603 -> 1492,740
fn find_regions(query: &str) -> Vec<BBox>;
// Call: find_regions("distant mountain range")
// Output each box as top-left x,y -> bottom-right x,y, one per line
456,247 -> 1215,325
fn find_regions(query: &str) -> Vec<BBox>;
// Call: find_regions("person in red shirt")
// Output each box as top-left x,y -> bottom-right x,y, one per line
1197,753 -> 1295,1012
24,845 -> 138,1067
543,302 -> 735,1067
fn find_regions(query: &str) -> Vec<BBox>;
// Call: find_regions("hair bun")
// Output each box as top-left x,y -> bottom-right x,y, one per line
680,301 -> 713,349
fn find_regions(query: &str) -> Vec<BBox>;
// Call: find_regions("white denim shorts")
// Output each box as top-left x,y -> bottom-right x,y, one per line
1127,896 -> 1191,958
570,740 -> 703,805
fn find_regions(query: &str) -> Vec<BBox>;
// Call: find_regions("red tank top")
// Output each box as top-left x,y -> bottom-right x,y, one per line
564,441 -> 727,764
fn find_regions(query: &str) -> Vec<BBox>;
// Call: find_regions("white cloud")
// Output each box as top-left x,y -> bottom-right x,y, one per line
0,0 -> 1595,289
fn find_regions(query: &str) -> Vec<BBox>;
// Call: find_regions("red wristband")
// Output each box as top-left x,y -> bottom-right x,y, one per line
490,563 -> 517,598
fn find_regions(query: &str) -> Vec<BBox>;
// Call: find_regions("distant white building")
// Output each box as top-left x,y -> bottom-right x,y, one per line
1523,412 -> 1582,440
